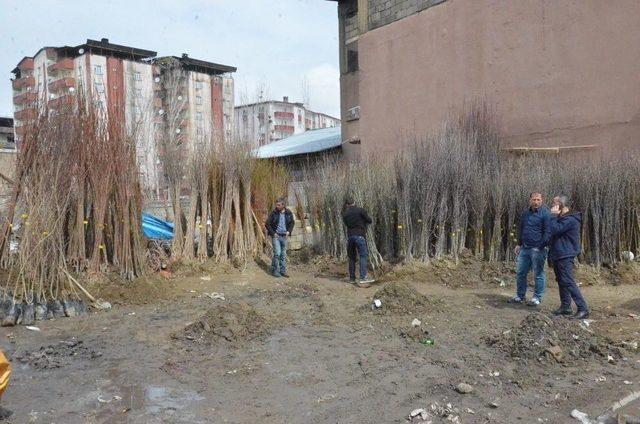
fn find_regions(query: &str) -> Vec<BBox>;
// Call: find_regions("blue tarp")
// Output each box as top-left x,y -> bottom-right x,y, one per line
253,126 -> 342,159
142,213 -> 174,240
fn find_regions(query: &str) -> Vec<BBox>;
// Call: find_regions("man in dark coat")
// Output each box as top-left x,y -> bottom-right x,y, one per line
549,195 -> 589,319
342,197 -> 374,288
265,197 -> 295,278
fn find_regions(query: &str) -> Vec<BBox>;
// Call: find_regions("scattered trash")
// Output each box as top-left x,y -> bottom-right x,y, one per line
489,371 -> 500,377
595,376 -> 607,382
204,292 -> 225,301
488,401 -> 500,409
419,338 -> 434,346
607,354 -> 615,364
93,299 -> 111,310
629,314 -> 639,319
127,312 -> 136,316
621,251 -> 635,262
465,408 -> 476,414
409,408 -> 430,421
226,369 -> 238,374
411,318 -> 422,328
570,409 -> 591,424
98,395 -> 122,404
624,381 -> 633,385
200,276 -> 212,281
25,326 -> 41,332
317,394 -> 336,403
455,383 -> 474,394
373,299 -> 382,309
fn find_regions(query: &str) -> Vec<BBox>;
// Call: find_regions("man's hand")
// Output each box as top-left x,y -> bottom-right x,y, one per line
550,204 -> 561,215
514,245 -> 521,256
286,231 -> 290,236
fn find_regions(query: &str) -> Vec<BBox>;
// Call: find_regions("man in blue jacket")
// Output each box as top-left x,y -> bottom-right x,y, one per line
549,195 -> 589,319
508,192 -> 551,306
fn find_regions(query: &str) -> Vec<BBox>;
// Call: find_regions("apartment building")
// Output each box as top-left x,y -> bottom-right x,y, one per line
10,38 -> 236,198
235,97 -> 340,147
0,117 -> 16,214
328,0 -> 640,159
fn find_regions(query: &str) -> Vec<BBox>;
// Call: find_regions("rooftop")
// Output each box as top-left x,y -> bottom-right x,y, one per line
254,126 -> 342,159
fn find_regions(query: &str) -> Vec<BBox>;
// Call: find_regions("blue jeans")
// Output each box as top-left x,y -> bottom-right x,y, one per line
347,235 -> 368,280
271,235 -> 287,275
552,257 -> 588,311
516,247 -> 548,300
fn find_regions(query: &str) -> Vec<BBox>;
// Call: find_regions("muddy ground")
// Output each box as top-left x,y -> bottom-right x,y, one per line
1,257 -> 639,424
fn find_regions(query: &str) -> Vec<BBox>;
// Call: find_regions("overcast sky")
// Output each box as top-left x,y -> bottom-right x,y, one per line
0,0 -> 340,118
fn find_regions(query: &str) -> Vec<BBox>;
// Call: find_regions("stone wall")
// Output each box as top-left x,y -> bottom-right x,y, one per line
368,0 -> 447,30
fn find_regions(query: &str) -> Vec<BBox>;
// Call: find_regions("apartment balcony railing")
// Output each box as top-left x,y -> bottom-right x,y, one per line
12,75 -> 35,91
13,92 -> 37,106
274,111 -> 294,119
48,77 -> 75,92
274,125 -> 295,133
48,94 -> 74,109
47,58 -> 74,74
14,108 -> 36,121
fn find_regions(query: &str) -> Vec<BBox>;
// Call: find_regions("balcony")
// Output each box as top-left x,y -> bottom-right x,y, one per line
48,94 -> 75,109
274,111 -> 294,119
13,92 -> 37,106
48,77 -> 75,92
47,58 -> 74,73
15,126 -> 28,137
12,75 -> 35,91
14,108 -> 36,121
18,58 -> 34,72
274,124 -> 294,133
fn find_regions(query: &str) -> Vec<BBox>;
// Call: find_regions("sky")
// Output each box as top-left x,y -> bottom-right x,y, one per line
0,0 -> 340,118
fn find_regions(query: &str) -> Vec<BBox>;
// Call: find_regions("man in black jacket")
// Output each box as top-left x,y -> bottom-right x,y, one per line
342,197 -> 375,288
265,197 -> 295,278
549,195 -> 589,319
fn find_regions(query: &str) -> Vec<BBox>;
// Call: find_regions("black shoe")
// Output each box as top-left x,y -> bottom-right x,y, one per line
281,273 -> 290,278
272,272 -> 281,278
572,310 -> 590,320
0,406 -> 13,420
553,307 -> 573,316
507,296 -> 524,304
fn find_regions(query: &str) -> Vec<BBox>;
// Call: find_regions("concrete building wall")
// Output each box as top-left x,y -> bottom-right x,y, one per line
338,0 -> 640,158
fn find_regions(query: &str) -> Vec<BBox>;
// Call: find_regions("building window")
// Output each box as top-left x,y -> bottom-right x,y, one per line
196,95 -> 203,105
133,105 -> 141,115
134,71 -> 142,81
346,43 -> 359,73
196,112 -> 203,121
94,82 -> 104,93
196,127 -> 203,136
94,65 -> 103,75
195,81 -> 203,89
135,88 -> 142,99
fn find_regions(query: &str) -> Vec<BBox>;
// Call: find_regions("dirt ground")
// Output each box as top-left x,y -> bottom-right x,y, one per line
1,257 -> 639,424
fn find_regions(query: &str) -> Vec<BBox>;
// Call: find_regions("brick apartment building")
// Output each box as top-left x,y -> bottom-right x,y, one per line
328,0 -> 640,159
235,97 -> 340,147
10,38 -> 236,199
0,117 -> 16,214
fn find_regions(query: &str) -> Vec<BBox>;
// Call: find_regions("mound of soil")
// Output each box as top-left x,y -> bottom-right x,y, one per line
488,313 -> 621,364
177,303 -> 267,344
369,282 -> 441,315
14,338 -> 102,370
86,273 -> 170,306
